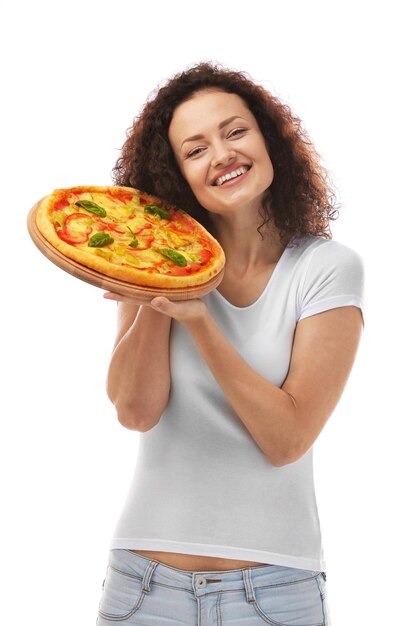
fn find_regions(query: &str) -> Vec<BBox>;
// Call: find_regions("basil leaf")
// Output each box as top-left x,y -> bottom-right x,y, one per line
144,204 -> 171,220
75,200 -> 107,218
157,248 -> 187,267
88,232 -> 114,247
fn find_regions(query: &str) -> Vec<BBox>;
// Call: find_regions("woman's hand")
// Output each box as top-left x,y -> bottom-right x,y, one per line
103,292 -> 208,326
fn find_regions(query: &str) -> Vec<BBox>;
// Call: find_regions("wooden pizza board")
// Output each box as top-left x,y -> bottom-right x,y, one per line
27,200 -> 225,301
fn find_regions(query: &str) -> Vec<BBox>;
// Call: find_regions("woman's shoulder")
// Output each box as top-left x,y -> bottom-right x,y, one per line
288,235 -> 364,267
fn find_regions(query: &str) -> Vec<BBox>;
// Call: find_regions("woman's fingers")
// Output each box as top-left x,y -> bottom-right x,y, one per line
103,292 -> 208,324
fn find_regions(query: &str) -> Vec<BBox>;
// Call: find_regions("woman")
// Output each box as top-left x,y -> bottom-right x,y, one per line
97,62 -> 364,625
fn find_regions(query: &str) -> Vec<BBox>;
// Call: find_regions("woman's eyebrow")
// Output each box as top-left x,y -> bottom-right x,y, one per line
181,116 -> 245,148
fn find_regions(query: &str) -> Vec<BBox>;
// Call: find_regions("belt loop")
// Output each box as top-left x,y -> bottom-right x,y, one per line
141,560 -> 158,594
242,568 -> 256,604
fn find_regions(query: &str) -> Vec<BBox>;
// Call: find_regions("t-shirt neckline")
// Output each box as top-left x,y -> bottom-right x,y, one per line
213,244 -> 291,311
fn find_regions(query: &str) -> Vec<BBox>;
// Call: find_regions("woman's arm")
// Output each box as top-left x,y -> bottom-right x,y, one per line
106,300 -> 172,431
150,297 -> 363,466
192,306 -> 362,466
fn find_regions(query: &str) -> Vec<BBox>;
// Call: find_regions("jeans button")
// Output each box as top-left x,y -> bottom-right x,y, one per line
196,576 -> 206,588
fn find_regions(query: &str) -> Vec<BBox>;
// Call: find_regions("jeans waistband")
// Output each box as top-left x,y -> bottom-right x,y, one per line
109,549 -> 322,599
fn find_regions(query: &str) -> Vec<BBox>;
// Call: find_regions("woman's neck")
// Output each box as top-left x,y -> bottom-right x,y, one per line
209,212 -> 286,274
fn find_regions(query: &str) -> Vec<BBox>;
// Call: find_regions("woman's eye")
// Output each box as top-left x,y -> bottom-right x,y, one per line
228,128 -> 246,138
187,146 -> 205,158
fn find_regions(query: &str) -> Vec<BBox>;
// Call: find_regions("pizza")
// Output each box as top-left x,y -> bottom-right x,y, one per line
35,185 -> 225,289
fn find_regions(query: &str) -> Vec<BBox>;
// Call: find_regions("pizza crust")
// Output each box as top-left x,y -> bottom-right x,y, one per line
35,186 -> 225,289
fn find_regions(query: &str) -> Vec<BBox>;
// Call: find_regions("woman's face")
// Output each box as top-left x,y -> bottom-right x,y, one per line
168,89 -> 274,218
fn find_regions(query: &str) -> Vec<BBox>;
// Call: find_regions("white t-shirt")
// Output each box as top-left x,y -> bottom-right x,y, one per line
110,235 -> 365,571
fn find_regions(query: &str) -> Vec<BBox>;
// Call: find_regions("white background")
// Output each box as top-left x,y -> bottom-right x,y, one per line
1,1 -> 415,624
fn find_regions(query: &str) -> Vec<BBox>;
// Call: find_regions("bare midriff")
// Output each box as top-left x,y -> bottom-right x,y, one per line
131,550 -> 267,571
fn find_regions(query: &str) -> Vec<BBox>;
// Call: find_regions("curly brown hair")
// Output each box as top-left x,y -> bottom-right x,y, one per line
113,62 -> 339,244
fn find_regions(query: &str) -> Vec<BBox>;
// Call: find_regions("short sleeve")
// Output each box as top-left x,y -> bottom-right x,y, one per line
298,240 -> 365,325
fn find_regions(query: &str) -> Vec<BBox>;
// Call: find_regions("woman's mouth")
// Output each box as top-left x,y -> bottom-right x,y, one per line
212,165 -> 251,187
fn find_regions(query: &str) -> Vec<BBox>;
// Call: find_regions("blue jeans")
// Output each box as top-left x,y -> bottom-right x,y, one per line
97,549 -> 331,625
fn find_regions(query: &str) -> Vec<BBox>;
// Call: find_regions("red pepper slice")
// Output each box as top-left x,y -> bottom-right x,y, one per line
197,249 -> 213,265
58,230 -> 87,245
58,213 -> 93,244
53,197 -> 70,212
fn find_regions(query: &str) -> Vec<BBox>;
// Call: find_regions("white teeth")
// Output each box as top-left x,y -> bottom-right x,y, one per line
214,166 -> 249,186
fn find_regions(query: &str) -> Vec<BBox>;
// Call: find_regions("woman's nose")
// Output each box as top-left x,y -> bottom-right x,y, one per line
211,141 -> 236,168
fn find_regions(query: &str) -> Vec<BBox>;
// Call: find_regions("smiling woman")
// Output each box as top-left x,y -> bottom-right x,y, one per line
113,63 -> 338,238
96,62 -> 364,626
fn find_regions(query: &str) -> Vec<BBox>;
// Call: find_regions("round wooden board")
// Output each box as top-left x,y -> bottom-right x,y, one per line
27,201 -> 225,301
